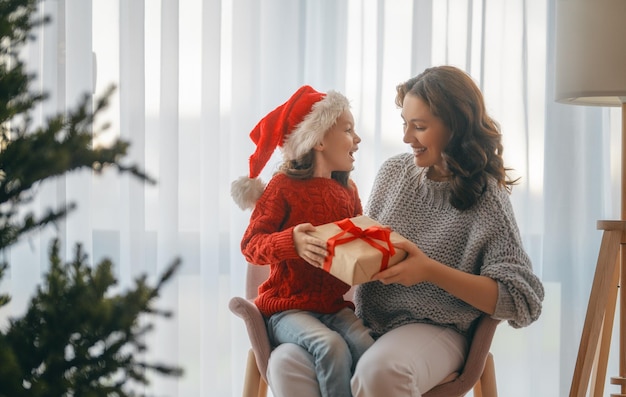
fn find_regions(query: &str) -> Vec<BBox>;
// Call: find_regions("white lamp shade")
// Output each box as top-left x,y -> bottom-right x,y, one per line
555,0 -> 626,106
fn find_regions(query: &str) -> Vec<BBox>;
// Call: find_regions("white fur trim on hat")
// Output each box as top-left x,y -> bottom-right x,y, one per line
231,176 -> 266,210
282,90 -> 350,160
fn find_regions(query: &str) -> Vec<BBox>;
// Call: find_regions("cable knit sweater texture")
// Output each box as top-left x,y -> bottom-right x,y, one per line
241,173 -> 363,317
355,153 -> 544,338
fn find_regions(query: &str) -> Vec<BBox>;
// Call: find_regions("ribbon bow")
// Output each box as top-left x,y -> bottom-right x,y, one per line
322,218 -> 396,272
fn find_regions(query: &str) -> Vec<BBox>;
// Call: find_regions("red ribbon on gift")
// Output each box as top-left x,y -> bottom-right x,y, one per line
322,218 -> 396,272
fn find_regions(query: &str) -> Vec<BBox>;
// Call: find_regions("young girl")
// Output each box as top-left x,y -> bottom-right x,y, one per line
231,85 -> 374,397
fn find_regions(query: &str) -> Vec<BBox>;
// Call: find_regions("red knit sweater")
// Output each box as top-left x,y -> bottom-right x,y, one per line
241,173 -> 363,317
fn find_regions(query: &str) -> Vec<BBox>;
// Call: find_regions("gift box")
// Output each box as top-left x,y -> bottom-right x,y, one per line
308,215 -> 408,285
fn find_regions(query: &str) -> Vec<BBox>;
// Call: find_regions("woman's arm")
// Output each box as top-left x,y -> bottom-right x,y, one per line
371,239 -> 498,314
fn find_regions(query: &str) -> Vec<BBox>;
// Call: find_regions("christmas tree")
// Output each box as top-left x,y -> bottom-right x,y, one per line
0,1 -> 183,395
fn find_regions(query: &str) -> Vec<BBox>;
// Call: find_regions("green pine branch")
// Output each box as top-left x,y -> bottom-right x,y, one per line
0,0 -> 155,250
0,0 -> 184,395
0,241 -> 183,397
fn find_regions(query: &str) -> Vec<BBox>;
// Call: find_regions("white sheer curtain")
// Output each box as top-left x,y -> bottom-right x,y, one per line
2,0 -> 622,396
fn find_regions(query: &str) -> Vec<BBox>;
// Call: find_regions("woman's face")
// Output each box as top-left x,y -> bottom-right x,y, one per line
314,110 -> 361,178
401,93 -> 451,180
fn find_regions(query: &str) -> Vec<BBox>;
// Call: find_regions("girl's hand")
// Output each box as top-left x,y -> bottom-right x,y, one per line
293,223 -> 328,268
371,239 -> 434,286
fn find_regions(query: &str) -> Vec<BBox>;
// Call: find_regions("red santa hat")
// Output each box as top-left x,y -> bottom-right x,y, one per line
231,85 -> 350,210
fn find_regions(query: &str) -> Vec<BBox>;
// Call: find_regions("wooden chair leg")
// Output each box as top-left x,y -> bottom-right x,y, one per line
473,352 -> 497,397
259,377 -> 268,397
243,349 -> 265,397
473,379 -> 483,397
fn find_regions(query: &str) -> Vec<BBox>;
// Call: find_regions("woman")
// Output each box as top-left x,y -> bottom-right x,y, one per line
265,66 -> 544,397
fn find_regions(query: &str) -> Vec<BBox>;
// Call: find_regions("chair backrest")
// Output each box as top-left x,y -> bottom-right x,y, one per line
245,263 -> 270,299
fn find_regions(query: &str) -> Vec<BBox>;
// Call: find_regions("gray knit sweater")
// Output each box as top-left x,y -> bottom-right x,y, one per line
355,153 -> 544,337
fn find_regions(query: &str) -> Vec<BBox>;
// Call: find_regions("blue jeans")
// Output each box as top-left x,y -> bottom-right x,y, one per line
266,307 -> 374,397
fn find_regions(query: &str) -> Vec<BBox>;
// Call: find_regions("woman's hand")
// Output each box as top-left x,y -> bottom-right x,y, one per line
293,223 -> 328,268
371,239 -> 434,286
372,238 -> 498,314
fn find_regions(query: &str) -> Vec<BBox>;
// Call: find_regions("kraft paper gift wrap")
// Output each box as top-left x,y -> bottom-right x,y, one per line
308,215 -> 409,285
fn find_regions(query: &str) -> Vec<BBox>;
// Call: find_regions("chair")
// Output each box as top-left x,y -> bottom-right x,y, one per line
229,263 -> 500,397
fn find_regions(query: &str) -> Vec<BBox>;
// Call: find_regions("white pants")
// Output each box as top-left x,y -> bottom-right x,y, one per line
266,322 -> 468,397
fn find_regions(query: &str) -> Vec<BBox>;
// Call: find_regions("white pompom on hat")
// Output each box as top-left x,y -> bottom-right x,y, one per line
231,85 -> 350,210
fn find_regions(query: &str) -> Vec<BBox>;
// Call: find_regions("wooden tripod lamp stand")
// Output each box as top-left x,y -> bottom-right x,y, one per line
555,0 -> 626,396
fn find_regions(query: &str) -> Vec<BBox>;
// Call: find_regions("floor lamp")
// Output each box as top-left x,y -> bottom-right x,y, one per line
555,1 -> 626,396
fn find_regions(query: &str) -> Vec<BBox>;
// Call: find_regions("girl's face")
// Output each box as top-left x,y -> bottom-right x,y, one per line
401,93 -> 451,180
314,110 -> 360,178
